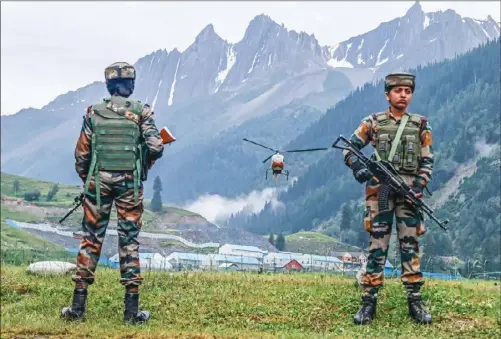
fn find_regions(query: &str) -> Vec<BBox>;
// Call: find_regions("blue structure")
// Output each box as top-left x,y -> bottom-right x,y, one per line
65,248 -> 116,268
387,269 -> 464,280
384,259 -> 394,276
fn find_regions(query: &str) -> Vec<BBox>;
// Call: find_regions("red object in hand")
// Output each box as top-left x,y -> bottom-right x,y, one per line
160,126 -> 176,144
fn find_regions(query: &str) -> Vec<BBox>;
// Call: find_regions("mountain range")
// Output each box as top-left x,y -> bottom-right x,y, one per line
1,1 -> 499,208
228,37 -> 501,271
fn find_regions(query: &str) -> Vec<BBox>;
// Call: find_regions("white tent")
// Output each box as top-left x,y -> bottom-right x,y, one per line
27,261 -> 77,275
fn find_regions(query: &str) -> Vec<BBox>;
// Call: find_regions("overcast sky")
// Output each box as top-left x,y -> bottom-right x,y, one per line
1,1 -> 499,115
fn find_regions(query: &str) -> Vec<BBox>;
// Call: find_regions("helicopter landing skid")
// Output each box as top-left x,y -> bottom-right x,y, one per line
266,169 -> 289,181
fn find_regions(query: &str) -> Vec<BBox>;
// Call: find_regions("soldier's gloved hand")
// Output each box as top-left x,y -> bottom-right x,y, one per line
350,161 -> 372,184
410,181 -> 424,199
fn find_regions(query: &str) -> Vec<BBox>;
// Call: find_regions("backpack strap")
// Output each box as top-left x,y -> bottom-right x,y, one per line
387,114 -> 409,162
83,132 -> 101,209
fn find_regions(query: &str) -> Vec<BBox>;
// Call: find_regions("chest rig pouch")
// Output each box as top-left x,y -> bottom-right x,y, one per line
372,112 -> 422,175
83,96 -> 143,209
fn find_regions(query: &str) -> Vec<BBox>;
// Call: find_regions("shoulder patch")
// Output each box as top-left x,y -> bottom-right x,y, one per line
420,116 -> 430,130
125,111 -> 140,124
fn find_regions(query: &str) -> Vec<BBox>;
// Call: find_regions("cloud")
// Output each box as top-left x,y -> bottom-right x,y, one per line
181,187 -> 280,224
181,182 -> 295,224
475,139 -> 497,158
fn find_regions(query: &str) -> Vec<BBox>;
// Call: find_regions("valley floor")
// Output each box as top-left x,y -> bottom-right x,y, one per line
1,266 -> 499,338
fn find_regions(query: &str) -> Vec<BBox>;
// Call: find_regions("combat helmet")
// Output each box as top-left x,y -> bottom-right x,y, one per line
105,62 -> 136,81
384,72 -> 415,93
104,62 -> 136,97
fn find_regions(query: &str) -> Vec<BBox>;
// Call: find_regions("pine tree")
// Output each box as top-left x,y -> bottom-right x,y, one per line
340,203 -> 352,231
275,233 -> 285,251
151,176 -> 163,212
268,233 -> 275,246
13,180 -> 20,196
46,184 -> 59,201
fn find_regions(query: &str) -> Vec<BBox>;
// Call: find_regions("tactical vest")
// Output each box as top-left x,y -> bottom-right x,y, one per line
83,96 -> 144,208
372,112 -> 422,175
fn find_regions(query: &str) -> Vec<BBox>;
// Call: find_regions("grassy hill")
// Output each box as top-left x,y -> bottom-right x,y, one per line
284,232 -> 362,255
1,172 -> 82,206
1,266 -> 499,338
1,171 -> 207,227
0,205 -> 62,250
0,171 -> 213,255
0,172 -> 277,252
0,204 -> 72,265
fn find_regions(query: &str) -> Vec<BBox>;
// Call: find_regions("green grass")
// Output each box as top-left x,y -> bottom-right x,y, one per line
0,205 -> 71,264
0,205 -> 69,265
0,204 -> 39,224
159,239 -> 219,254
142,198 -> 200,216
0,205 -> 61,249
1,266 -> 499,338
284,232 -> 362,255
164,206 -> 201,217
2,172 -> 202,221
0,223 -> 63,251
1,171 -> 82,207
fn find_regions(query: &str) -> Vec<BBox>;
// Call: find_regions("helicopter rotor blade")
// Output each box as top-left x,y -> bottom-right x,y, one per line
243,138 -> 279,152
262,154 -> 274,163
285,147 -> 329,153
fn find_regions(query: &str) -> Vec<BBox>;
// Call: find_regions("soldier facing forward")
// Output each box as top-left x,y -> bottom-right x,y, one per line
343,72 -> 433,325
61,62 -> 164,324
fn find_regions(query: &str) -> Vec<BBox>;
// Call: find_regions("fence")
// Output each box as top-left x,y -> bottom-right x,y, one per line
1,249 -> 497,281
1,248 -> 76,266
0,248 -> 115,268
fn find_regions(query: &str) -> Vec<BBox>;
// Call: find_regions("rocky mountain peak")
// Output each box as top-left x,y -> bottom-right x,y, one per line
195,23 -> 223,44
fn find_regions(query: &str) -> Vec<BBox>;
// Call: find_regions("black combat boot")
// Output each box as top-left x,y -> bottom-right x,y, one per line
61,288 -> 87,321
353,294 -> 377,325
408,295 -> 432,324
123,292 -> 150,324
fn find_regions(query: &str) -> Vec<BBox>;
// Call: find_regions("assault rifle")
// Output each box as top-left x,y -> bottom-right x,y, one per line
332,135 -> 448,231
59,193 -> 84,224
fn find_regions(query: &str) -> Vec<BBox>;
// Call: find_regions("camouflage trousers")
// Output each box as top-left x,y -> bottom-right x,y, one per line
362,174 -> 424,297
72,171 -> 144,290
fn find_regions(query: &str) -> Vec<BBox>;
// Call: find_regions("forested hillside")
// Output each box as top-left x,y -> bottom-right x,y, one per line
230,38 -> 500,270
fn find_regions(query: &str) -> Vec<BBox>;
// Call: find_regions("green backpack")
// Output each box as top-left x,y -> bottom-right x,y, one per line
83,95 -> 144,209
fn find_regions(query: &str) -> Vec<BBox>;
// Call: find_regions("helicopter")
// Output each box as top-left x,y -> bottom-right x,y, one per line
243,138 -> 329,181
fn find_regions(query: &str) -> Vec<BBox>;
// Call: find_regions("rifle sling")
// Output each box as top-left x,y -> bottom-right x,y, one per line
373,114 -> 409,162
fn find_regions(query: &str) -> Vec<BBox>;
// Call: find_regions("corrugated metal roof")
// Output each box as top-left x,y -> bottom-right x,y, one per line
109,252 -> 162,262
219,263 -> 237,268
220,244 -> 265,253
265,252 -> 304,260
210,254 -> 260,265
309,255 -> 343,263
168,252 -> 208,261
139,253 -> 163,260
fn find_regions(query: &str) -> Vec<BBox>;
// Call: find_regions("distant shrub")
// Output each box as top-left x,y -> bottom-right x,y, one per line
24,190 -> 41,201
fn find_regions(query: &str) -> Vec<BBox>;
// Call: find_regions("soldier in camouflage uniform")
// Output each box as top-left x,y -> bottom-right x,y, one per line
61,62 -> 164,324
343,73 -> 433,325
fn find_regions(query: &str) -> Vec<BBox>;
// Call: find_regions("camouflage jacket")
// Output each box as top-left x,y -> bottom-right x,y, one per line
343,108 -> 434,186
74,102 -> 164,181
